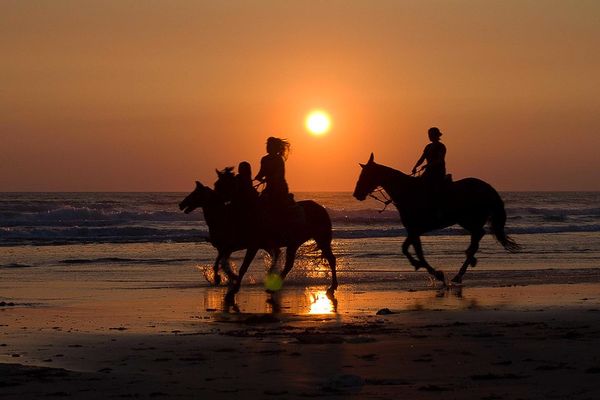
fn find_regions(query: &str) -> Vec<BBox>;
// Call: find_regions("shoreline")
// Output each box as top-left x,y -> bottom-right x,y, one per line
2,281 -> 600,398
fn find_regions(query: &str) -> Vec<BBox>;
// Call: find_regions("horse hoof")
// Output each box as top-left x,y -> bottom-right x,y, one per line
434,271 -> 445,282
412,261 -> 424,271
326,287 -> 337,297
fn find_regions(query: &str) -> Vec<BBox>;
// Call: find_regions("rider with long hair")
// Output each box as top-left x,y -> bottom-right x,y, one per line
254,137 -> 292,211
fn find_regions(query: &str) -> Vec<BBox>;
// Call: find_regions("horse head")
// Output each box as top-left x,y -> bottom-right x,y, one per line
213,167 -> 236,202
353,153 -> 380,201
179,181 -> 213,214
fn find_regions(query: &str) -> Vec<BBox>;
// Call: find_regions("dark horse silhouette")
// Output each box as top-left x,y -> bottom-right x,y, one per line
353,153 -> 519,284
179,177 -> 337,297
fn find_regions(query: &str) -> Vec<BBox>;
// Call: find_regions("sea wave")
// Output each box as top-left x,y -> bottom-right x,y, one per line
506,206 -> 600,217
2,223 -> 599,246
0,263 -> 36,268
0,206 -> 196,227
0,226 -> 207,246
1,193 -> 599,246
59,257 -> 192,265
3,204 -> 599,228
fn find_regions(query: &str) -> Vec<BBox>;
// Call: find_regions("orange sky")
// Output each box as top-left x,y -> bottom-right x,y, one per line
1,1 -> 599,191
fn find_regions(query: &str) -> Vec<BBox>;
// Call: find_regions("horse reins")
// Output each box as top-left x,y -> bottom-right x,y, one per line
370,166 -> 422,212
368,188 -> 394,213
411,165 -> 426,177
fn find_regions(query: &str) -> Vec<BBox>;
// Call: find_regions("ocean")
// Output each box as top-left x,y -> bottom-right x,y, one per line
1,192 -> 600,292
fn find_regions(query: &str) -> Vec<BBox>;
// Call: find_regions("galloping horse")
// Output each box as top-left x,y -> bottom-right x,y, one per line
353,153 -> 519,284
179,178 -> 338,297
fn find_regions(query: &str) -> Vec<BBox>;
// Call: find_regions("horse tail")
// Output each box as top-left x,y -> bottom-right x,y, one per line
298,200 -> 331,239
490,192 -> 520,253
297,200 -> 334,256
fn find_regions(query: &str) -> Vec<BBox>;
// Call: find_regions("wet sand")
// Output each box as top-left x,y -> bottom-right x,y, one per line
2,281 -> 600,399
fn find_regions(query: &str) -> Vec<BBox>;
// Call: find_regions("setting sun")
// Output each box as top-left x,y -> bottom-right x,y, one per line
305,110 -> 331,136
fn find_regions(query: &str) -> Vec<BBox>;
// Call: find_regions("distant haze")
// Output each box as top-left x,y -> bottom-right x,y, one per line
1,1 -> 599,191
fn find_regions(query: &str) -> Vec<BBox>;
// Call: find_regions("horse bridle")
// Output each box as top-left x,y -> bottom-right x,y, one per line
368,187 -> 394,213
367,166 -> 422,212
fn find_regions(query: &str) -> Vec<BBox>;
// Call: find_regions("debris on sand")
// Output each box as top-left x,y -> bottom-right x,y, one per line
321,374 -> 364,393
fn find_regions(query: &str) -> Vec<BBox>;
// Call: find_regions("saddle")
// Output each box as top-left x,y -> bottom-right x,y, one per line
419,174 -> 452,193
258,198 -> 305,240
415,174 -> 453,218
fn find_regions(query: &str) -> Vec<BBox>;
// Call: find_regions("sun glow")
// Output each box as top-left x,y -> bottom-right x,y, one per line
305,110 -> 331,136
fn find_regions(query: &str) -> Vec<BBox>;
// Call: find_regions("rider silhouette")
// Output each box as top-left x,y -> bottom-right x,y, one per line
254,137 -> 293,212
235,161 -> 258,207
229,161 -> 259,234
412,127 -> 446,185
412,127 -> 447,217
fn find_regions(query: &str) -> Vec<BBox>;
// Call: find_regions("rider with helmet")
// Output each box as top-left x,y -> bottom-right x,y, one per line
412,127 -> 447,185
254,137 -> 293,211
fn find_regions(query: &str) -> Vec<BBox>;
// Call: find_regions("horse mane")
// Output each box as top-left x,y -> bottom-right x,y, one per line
218,167 -> 235,178
373,162 -> 412,183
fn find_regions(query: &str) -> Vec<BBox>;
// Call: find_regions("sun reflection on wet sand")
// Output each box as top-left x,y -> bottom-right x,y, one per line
202,286 -> 341,315
308,290 -> 336,314
200,282 -> 600,320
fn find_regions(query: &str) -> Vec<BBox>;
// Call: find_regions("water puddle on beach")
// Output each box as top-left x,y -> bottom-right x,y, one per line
201,282 -> 600,320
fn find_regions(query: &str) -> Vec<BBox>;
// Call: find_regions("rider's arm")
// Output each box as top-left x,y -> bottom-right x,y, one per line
254,156 -> 267,182
412,149 -> 427,174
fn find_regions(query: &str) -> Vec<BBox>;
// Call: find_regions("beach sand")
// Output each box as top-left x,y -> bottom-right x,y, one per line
2,277 -> 600,399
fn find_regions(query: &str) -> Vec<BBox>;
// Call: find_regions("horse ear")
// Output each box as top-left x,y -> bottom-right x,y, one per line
195,181 -> 203,189
215,169 -> 221,177
359,163 -> 365,169
368,153 -> 374,164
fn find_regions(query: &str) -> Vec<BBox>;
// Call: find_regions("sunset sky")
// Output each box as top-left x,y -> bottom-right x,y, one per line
1,0 -> 599,192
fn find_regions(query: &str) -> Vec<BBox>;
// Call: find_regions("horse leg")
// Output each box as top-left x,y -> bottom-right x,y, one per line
227,247 -> 258,296
268,247 -> 282,275
220,251 -> 238,282
402,236 -> 423,271
212,250 -> 232,285
280,244 -> 299,281
452,228 -> 484,284
212,254 -> 222,286
320,245 -> 338,295
412,236 -> 445,283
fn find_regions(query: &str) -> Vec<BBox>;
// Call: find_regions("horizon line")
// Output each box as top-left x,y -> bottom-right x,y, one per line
0,190 -> 599,194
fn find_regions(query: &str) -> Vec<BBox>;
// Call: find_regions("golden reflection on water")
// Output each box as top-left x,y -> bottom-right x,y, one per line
201,282 -> 600,320
308,290 -> 336,314
202,287 -> 339,315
